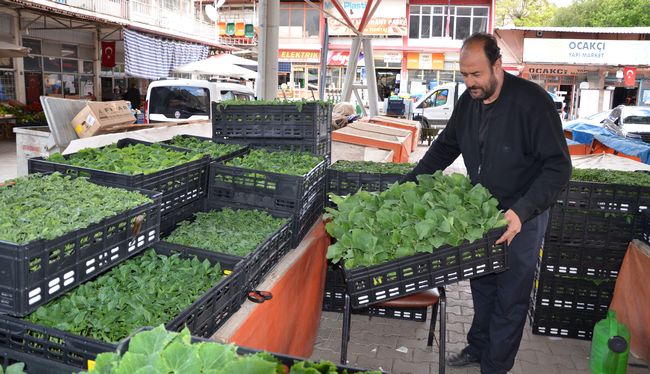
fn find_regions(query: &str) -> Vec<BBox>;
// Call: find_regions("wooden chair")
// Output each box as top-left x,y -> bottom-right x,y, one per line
340,287 -> 446,374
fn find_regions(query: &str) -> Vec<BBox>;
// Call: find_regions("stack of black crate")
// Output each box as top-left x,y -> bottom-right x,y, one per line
530,180 -> 649,339
322,161 -> 430,321
210,101 -> 332,247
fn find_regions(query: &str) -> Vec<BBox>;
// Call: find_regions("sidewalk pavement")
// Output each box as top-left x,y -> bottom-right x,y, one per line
310,280 -> 649,374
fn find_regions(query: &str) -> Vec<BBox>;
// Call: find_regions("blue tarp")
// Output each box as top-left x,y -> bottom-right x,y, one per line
564,123 -> 650,164
566,138 -> 582,146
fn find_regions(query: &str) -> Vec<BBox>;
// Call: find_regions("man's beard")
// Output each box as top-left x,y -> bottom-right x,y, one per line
468,70 -> 498,101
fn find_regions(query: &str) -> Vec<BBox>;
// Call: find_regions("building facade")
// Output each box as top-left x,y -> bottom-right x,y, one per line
0,0 -> 248,105
278,0 -> 495,100
496,27 -> 650,119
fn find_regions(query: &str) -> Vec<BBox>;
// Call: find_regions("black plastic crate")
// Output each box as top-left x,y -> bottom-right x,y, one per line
1,346 -> 80,374
161,134 -> 249,163
545,206 -> 643,251
529,306 -> 604,340
212,102 -> 332,140
343,228 -> 508,308
0,190 -> 161,317
28,138 -> 211,215
160,199 -> 293,295
532,272 -> 615,313
218,134 -> 332,159
292,178 -> 326,247
0,245 -> 244,371
323,264 -> 428,322
326,165 -> 407,197
208,149 -> 327,213
557,180 -> 650,213
539,243 -> 626,279
160,197 -> 206,237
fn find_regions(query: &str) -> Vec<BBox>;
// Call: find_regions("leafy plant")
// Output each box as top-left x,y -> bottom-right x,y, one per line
325,171 -> 507,268
0,173 -> 151,244
571,168 -> 650,187
26,250 -> 225,343
165,208 -> 288,257
329,160 -> 415,175
47,142 -> 203,175
0,102 -> 46,125
215,99 -> 331,113
166,136 -> 245,160
0,363 -> 26,374
82,325 -> 380,374
226,149 -> 323,176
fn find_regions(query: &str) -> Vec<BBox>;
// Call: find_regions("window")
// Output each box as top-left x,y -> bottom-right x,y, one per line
408,6 -> 488,40
220,90 -> 253,101
280,3 -> 320,39
0,71 -> 16,101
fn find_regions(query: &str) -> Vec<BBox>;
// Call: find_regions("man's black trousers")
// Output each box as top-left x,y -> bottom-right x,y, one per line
465,210 -> 549,374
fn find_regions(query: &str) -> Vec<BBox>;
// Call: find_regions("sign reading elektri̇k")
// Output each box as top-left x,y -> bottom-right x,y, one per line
523,38 -> 650,65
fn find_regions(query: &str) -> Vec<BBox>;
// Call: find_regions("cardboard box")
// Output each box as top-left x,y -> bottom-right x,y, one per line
70,101 -> 136,138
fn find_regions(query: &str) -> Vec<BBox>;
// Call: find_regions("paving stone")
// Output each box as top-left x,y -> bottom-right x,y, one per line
375,344 -> 414,361
380,323 -> 418,336
411,346 -> 441,364
347,341 -> 379,358
460,305 -> 476,316
310,348 -> 340,363
396,336 -> 428,348
354,355 -> 394,373
535,351 -> 577,369
513,349 -> 538,364
570,353 -> 590,371
392,358 -> 431,374
519,361 -> 562,374
446,330 -> 467,344
445,305 -> 462,316
444,365 -> 475,374
360,332 -> 399,348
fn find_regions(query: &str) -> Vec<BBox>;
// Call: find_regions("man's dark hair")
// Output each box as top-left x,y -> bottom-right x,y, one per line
462,32 -> 502,65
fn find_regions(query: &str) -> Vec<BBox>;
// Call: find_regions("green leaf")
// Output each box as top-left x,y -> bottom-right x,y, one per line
4,363 -> 26,374
128,325 -> 176,356
159,341 -> 202,373
196,341 -> 238,370
222,355 -> 278,374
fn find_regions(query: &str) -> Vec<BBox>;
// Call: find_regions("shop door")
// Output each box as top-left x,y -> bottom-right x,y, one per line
376,69 -> 397,100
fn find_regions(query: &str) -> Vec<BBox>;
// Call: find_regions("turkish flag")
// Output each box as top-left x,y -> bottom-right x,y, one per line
624,67 -> 636,87
101,41 -> 116,68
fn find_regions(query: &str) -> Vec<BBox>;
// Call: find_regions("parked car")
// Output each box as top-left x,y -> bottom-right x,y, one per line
144,79 -> 254,123
603,105 -> 650,143
563,109 -> 612,129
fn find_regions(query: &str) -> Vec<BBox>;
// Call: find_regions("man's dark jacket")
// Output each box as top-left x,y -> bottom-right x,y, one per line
403,73 -> 572,222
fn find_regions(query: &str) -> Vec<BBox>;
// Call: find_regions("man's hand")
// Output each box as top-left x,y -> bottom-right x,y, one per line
496,209 -> 522,245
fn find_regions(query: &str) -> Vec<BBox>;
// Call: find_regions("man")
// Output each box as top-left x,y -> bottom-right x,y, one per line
123,83 -> 141,110
402,33 -> 571,373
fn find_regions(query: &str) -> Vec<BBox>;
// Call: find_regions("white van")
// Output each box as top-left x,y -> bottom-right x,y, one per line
144,79 -> 255,123
413,82 -> 467,129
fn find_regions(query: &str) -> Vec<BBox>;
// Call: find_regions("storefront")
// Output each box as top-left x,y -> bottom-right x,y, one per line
498,28 -> 650,119
277,49 -> 322,99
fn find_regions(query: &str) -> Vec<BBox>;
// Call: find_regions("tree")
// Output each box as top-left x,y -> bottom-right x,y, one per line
551,0 -> 650,26
496,0 -> 558,27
